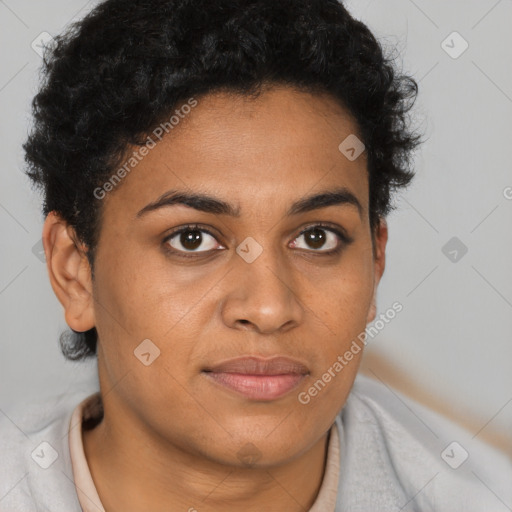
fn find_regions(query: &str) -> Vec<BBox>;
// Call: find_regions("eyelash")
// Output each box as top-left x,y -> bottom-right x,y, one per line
162,222 -> 353,259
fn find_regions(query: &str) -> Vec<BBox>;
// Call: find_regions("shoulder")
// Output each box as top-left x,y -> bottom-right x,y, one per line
334,373 -> 512,512
0,388 -> 97,511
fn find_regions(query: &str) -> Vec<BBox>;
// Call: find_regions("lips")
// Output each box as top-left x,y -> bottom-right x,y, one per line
202,356 -> 309,401
204,356 -> 309,376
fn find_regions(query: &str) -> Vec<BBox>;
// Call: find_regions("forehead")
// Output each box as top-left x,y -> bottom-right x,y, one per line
101,86 -> 369,221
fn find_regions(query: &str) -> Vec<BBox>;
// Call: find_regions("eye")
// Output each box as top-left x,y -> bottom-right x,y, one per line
290,224 -> 351,254
163,224 -> 224,256
162,222 -> 352,259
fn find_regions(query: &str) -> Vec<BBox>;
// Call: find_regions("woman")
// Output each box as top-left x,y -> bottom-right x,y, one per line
1,0 -> 511,510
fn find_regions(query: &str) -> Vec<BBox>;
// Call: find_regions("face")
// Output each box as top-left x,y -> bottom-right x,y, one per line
47,85 -> 387,468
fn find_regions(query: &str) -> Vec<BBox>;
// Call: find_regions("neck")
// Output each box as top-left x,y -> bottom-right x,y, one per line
82,403 -> 331,512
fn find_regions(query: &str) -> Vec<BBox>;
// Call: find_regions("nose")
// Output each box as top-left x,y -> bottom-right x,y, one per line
220,243 -> 304,335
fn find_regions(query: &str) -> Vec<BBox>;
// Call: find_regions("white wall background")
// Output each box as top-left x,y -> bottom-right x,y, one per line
1,0 -> 511,455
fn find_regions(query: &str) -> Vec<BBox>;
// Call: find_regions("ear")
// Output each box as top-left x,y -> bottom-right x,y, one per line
42,211 -> 95,332
366,217 -> 388,324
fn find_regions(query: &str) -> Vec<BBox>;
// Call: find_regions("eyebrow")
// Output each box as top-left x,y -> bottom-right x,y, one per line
135,186 -> 363,219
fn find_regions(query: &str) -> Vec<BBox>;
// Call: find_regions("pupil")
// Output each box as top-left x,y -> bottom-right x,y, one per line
181,230 -> 202,250
306,228 -> 325,249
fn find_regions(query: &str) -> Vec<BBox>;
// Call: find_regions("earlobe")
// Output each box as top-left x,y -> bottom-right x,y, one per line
42,211 -> 95,332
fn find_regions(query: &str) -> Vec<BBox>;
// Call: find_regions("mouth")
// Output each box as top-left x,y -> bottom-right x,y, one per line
202,356 -> 309,401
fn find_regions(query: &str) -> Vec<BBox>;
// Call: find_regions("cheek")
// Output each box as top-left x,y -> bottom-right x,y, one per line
91,258 -> 202,415
304,257 -> 374,338
91,244 -> 216,383
295,274 -> 370,420
295,253 -> 373,405
92,241 -> 192,336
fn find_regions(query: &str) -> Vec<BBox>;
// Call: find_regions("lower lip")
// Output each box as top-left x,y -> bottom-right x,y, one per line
203,372 -> 306,401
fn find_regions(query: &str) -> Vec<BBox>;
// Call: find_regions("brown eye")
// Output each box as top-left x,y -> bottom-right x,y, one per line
303,227 -> 327,250
290,225 -> 348,253
179,229 -> 203,251
165,226 -> 221,254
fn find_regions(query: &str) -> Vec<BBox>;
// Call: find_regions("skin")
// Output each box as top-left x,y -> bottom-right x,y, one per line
43,85 -> 387,512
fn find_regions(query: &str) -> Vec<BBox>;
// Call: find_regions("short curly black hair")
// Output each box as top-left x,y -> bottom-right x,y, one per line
23,0 -> 423,362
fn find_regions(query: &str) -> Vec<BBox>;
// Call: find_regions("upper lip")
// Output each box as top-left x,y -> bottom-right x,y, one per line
203,356 -> 309,376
